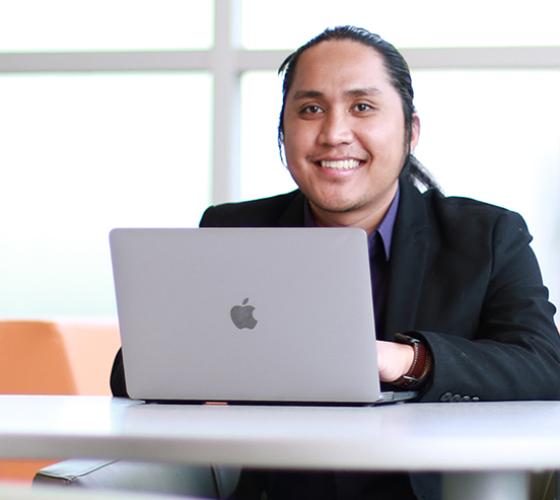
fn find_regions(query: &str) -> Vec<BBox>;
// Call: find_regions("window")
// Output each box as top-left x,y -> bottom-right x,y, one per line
240,0 -> 560,49
1,1 -> 559,319
0,73 -> 211,317
240,71 -> 296,201
0,0 -> 213,51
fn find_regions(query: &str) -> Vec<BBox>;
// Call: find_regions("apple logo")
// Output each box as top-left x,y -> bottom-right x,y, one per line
230,298 -> 258,330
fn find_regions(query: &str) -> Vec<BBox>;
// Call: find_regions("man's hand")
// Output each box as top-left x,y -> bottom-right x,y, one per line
376,340 -> 415,383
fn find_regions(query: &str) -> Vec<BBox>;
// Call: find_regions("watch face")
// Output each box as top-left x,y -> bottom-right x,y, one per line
394,333 -> 420,345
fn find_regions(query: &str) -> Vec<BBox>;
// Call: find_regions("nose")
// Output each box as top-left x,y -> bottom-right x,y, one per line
318,109 -> 354,147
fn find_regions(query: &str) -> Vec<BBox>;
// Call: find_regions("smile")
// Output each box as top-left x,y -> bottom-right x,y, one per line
319,159 -> 361,170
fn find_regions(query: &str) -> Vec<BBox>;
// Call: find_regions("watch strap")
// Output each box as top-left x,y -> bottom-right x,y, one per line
391,333 -> 433,389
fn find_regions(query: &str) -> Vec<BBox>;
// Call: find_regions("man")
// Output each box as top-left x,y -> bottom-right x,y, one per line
112,26 -> 560,499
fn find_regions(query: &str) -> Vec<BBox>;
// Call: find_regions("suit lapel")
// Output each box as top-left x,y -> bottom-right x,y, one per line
383,180 -> 431,338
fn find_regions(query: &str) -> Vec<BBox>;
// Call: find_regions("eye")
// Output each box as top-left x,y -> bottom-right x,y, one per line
299,104 -> 324,115
353,102 -> 374,112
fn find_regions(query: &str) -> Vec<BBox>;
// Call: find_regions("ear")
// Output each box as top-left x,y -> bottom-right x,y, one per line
409,113 -> 420,153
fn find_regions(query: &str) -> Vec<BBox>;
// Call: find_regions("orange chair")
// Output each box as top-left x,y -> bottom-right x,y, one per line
0,320 -> 120,482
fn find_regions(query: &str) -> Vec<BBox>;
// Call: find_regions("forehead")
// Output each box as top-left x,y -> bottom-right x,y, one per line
288,40 -> 393,96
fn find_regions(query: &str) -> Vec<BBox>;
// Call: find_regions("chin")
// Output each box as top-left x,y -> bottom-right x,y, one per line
311,196 -> 365,215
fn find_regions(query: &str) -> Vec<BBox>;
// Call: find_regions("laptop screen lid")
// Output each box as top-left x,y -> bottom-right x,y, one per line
110,228 -> 412,405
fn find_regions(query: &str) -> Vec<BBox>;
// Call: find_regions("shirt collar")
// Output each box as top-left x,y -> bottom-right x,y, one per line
303,187 -> 400,260
374,187 -> 399,260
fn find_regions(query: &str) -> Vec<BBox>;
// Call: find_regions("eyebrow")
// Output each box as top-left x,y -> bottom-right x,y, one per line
292,87 -> 381,100
292,89 -> 323,100
345,87 -> 381,98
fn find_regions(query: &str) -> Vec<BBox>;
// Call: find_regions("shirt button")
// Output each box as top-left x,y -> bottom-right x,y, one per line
440,392 -> 453,402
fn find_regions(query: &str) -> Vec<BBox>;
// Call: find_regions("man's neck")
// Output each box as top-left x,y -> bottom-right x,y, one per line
308,185 -> 399,235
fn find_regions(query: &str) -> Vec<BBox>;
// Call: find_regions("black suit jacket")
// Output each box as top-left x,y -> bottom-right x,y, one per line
197,178 -> 560,403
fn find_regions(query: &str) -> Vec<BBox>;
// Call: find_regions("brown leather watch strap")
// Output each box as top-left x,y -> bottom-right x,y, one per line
391,333 -> 433,389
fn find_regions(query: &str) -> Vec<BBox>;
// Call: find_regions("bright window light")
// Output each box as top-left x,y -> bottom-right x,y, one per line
0,73 -> 212,319
240,71 -> 296,201
0,0 -> 213,52
241,0 -> 560,49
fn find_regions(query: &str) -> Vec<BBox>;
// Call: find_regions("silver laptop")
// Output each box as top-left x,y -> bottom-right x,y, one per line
109,228 -> 415,405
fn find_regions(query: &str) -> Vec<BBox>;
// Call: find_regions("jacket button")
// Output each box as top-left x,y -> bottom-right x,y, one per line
450,394 -> 462,402
461,395 -> 471,402
440,392 -> 453,402
472,396 -> 480,401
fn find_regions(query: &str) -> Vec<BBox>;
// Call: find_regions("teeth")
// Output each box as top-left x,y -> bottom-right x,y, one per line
320,159 -> 360,170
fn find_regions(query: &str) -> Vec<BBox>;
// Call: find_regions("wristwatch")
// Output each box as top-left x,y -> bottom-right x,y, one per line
391,333 -> 433,389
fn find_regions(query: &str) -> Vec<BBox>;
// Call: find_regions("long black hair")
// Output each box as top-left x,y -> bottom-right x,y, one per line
277,25 -> 440,192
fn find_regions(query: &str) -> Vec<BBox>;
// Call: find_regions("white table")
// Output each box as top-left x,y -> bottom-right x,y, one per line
1,395 -> 559,500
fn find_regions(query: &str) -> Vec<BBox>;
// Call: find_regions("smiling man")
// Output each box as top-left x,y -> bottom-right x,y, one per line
111,26 -> 560,500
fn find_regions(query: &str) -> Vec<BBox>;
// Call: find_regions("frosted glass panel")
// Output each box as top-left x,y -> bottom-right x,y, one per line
241,0 -> 560,49
0,73 -> 211,319
0,0 -> 213,52
240,71 -> 297,201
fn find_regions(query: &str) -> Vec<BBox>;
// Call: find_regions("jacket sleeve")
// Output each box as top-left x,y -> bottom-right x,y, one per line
416,211 -> 560,402
110,348 -> 128,397
199,205 -> 218,227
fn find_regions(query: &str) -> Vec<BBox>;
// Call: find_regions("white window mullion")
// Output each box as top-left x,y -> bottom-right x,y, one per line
0,51 -> 212,73
2,47 -> 559,74
210,0 -> 242,205
402,46 -> 560,69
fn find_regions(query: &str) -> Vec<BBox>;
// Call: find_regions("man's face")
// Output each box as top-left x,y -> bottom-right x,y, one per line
282,40 -> 419,230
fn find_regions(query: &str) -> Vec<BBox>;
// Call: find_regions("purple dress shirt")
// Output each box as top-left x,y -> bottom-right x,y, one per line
304,189 -> 400,340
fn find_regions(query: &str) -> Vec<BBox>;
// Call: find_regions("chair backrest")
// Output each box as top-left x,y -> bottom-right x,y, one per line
0,320 -> 120,481
0,321 -> 77,394
0,320 -> 121,395
53,321 -> 120,395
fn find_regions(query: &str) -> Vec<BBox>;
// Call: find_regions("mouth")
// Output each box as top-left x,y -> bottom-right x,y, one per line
318,159 -> 362,171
